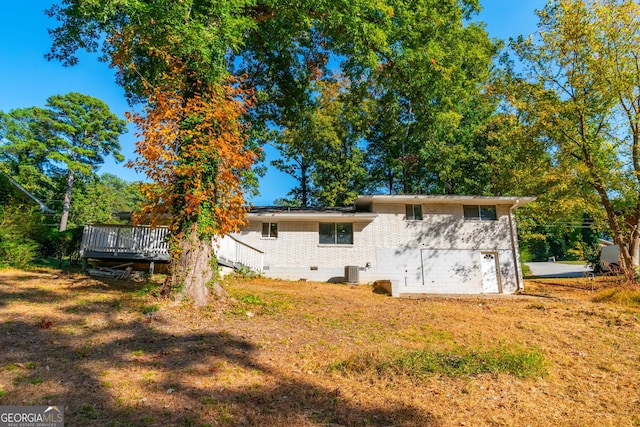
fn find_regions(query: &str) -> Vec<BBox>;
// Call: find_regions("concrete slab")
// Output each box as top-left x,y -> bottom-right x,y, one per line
525,262 -> 592,278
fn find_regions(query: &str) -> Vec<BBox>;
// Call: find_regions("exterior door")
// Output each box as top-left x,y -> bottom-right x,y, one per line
481,252 -> 501,293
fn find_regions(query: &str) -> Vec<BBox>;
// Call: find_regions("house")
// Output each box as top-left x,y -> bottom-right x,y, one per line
230,194 -> 534,297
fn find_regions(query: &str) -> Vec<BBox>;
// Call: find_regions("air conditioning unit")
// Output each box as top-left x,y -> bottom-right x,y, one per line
344,265 -> 359,284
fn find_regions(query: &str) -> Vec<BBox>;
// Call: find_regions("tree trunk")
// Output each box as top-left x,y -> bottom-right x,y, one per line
171,224 -> 226,306
59,169 -> 74,232
587,153 -> 639,281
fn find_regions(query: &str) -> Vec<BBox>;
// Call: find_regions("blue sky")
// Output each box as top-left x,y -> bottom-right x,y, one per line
0,1 -> 546,205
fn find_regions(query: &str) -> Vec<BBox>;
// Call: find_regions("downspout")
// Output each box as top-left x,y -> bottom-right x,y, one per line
508,205 -> 523,292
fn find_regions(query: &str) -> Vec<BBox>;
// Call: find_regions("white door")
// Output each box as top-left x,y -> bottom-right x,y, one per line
481,252 -> 501,293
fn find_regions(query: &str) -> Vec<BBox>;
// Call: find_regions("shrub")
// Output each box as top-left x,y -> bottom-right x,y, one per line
39,227 -> 84,266
0,237 -> 39,268
583,243 -> 603,273
0,204 -> 43,268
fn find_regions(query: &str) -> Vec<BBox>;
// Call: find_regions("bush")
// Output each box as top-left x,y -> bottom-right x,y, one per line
49,228 -> 84,266
583,243 -> 603,273
0,237 -> 39,268
0,204 -> 44,268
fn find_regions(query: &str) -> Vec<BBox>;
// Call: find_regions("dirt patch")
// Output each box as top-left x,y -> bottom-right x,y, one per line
0,270 -> 639,426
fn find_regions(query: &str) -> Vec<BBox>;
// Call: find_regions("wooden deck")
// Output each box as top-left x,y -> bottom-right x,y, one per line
81,225 -> 264,275
80,224 -> 170,262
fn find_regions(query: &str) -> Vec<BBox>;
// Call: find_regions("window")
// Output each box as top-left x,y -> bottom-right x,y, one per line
261,222 -> 278,238
319,223 -> 353,245
405,204 -> 423,220
463,205 -> 497,221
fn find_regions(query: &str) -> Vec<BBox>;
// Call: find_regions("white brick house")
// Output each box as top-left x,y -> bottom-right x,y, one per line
231,195 -> 534,297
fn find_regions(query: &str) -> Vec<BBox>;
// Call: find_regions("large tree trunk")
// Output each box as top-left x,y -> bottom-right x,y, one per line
171,224 -> 226,306
59,169 -> 74,232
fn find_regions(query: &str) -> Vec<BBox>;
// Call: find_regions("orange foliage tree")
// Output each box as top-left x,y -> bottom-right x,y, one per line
45,0 -> 423,304
47,0 -> 263,305
127,77 -> 257,304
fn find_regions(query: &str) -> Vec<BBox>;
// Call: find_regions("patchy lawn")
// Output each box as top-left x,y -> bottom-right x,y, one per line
0,269 -> 639,426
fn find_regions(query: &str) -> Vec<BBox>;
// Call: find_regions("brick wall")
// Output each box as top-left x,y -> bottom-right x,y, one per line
235,202 -> 521,293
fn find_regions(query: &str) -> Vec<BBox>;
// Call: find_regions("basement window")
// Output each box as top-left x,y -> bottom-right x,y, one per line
319,223 -> 353,245
463,205 -> 497,221
261,222 -> 278,238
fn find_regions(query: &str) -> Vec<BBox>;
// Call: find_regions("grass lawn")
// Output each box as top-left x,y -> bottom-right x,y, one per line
0,268 -> 639,426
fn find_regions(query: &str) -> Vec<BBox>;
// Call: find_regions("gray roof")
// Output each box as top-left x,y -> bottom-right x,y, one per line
249,206 -> 355,214
247,205 -> 377,222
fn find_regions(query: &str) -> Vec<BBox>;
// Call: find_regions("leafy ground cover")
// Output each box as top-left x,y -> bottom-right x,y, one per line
0,269 -> 639,426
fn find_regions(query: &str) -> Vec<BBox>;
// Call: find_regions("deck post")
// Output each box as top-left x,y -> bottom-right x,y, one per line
114,227 -> 121,257
149,261 -> 155,275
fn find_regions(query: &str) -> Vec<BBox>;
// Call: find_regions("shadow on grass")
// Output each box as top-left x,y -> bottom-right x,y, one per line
0,277 -> 62,307
0,271 -> 438,426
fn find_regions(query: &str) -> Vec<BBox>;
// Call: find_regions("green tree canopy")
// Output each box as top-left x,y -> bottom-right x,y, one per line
0,107 -> 52,199
41,93 -> 126,231
63,173 -> 144,227
271,76 -> 369,207
1,93 -> 127,232
502,0 -> 640,274
361,0 -> 498,194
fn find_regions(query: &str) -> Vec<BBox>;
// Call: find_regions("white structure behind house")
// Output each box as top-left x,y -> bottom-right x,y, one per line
233,195 -> 534,297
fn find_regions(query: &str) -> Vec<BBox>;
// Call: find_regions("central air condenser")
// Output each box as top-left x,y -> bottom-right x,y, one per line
344,265 -> 359,284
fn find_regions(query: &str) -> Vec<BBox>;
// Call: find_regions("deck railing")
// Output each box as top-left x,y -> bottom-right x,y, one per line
80,225 -> 170,261
214,235 -> 264,272
81,225 -> 263,271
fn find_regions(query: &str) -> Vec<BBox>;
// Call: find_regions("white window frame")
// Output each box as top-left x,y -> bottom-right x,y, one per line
261,222 -> 278,238
319,222 -> 353,245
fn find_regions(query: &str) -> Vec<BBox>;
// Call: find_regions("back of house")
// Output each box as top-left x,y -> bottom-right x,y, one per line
232,195 -> 534,297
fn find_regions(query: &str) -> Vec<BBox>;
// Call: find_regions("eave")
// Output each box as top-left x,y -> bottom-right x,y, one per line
247,211 -> 377,223
355,195 -> 536,211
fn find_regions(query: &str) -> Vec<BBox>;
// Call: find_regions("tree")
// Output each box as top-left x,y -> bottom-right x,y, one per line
66,173 -> 144,226
0,107 -> 52,200
47,1 -> 280,304
271,76 -> 369,207
309,78 -> 369,207
128,77 -> 257,304
362,0 -> 498,194
503,0 -> 640,277
41,93 -> 126,231
45,0 -> 401,304
1,94 -> 126,231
